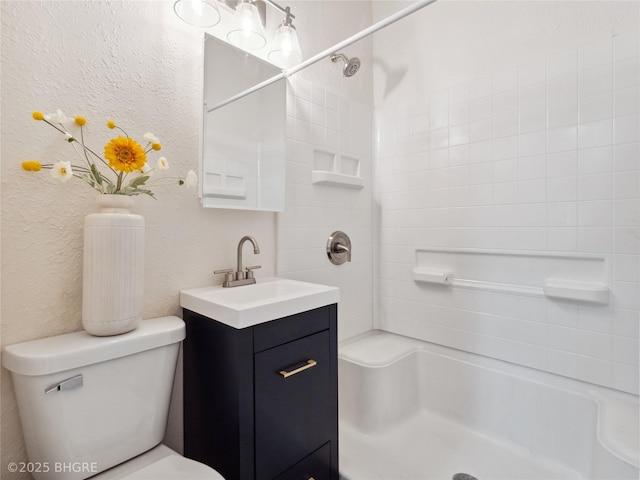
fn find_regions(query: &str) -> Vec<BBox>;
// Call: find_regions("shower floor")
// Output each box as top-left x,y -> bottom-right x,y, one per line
339,409 -> 582,480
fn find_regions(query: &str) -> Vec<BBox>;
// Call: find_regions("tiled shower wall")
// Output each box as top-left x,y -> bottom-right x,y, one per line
277,75 -> 374,341
374,31 -> 640,394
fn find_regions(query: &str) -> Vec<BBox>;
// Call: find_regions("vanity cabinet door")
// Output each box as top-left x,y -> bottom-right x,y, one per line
254,330 -> 334,480
273,443 -> 331,480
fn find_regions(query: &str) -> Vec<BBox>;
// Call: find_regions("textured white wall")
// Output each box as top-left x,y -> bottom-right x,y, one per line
372,1 -> 640,393
1,2 -> 277,476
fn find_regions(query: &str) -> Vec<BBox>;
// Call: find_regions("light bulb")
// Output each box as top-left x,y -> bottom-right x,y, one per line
227,1 -> 266,50
268,24 -> 302,68
174,0 -> 221,27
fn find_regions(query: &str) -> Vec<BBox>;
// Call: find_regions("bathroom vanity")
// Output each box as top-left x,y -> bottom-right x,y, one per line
181,279 -> 339,480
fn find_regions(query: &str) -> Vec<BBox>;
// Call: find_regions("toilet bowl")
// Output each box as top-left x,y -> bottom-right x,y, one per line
3,316 -> 223,480
91,444 -> 223,480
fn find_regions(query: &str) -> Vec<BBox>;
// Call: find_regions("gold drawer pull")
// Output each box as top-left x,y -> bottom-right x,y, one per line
279,359 -> 317,378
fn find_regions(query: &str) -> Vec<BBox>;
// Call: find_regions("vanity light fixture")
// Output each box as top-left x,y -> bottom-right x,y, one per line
174,0 -> 302,68
174,0 -> 221,27
227,0 -> 266,50
267,6 -> 302,68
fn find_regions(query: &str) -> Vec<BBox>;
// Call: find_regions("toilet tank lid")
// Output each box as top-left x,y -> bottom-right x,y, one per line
2,316 -> 185,376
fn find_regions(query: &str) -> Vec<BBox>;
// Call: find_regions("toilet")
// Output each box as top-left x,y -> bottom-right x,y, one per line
3,316 -> 223,480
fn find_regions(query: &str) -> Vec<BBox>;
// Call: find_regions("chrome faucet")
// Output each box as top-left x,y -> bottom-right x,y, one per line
214,236 -> 261,287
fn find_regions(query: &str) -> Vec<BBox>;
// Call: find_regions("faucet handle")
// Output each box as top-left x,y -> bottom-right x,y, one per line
214,268 -> 234,284
214,268 -> 234,274
245,265 -> 261,280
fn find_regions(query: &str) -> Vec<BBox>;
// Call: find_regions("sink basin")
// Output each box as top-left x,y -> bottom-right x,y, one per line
180,277 -> 340,328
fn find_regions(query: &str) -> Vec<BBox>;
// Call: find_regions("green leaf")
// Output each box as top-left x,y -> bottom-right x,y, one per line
132,188 -> 155,198
120,185 -> 155,198
90,164 -> 103,185
130,175 -> 150,187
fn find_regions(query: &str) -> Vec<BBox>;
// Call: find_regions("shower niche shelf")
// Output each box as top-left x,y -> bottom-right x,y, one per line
311,149 -> 363,190
412,248 -> 610,304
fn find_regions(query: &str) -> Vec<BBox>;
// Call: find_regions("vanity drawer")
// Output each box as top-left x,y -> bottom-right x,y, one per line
273,443 -> 332,480
254,330 -> 334,480
253,306 -> 331,353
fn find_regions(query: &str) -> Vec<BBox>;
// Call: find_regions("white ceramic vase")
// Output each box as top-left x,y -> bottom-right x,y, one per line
82,194 -> 145,336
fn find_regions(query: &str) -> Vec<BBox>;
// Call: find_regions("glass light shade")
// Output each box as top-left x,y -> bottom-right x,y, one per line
227,1 -> 266,50
268,24 -> 302,68
174,0 -> 221,27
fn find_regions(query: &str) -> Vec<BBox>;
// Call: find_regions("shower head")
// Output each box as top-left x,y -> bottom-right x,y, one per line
330,53 -> 361,77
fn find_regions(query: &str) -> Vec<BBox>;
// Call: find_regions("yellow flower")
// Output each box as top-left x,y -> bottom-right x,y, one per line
104,136 -> 147,173
107,120 -> 116,129
32,111 -> 44,121
151,143 -> 162,151
75,116 -> 87,126
22,160 -> 42,171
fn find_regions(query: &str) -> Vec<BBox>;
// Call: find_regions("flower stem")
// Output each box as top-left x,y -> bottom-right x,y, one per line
71,140 -> 115,173
116,172 -> 123,192
42,119 -> 69,135
79,126 -> 93,167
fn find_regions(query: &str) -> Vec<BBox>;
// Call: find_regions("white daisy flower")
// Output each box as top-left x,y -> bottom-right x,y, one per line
185,170 -> 198,188
156,157 -> 169,170
143,132 -> 160,144
50,161 -> 73,182
45,109 -> 72,124
141,163 -> 152,174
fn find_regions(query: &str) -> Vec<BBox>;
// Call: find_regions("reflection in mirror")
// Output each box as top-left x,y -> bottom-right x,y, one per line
202,33 -> 286,211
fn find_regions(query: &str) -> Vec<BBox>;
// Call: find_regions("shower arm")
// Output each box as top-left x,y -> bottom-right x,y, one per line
207,0 -> 439,113
330,53 -> 348,64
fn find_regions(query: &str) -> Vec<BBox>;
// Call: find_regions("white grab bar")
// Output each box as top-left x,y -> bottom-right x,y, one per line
412,267 -> 609,304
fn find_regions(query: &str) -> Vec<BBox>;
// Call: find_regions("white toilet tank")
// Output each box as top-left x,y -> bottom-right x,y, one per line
2,316 -> 185,480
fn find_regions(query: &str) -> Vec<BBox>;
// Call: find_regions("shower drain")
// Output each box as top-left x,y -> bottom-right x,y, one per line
452,474 -> 478,480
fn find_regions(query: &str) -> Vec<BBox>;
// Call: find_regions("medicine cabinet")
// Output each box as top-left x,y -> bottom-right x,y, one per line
201,33 -> 286,211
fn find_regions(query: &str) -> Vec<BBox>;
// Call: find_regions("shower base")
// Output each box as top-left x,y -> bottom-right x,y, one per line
338,330 -> 638,480
339,409 -> 579,479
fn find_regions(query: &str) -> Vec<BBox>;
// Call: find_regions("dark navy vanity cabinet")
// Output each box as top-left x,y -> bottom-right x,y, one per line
183,304 -> 339,480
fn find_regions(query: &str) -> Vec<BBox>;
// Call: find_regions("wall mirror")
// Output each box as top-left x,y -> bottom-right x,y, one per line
202,33 -> 286,211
